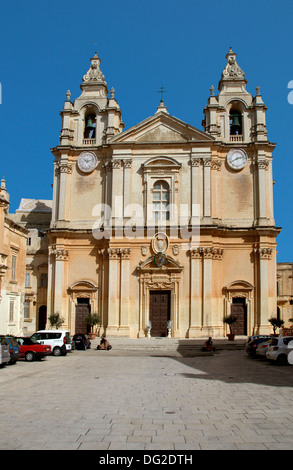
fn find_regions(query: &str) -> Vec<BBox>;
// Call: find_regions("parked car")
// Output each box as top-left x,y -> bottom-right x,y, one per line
16,337 -> 52,361
245,335 -> 272,357
30,330 -> 71,356
266,336 -> 293,365
72,334 -> 91,350
246,334 -> 272,345
256,339 -> 273,358
0,337 -> 10,367
4,336 -> 21,364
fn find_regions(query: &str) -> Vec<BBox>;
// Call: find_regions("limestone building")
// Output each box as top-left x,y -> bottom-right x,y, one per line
277,263 -> 293,326
10,199 -> 52,334
46,49 -> 280,338
0,179 -> 28,335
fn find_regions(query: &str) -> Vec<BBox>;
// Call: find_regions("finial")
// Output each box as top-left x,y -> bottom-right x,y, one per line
210,85 -> 215,96
66,89 -> 71,101
256,85 -> 261,95
110,87 -> 115,99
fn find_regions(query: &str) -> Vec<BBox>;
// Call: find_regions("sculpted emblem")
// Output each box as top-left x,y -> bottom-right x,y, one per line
152,232 -> 169,254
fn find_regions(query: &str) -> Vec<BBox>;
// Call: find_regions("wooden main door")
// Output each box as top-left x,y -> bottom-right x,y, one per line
231,299 -> 247,335
75,298 -> 91,334
149,290 -> 171,337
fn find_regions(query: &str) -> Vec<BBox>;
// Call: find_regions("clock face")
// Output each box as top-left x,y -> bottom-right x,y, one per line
77,152 -> 97,173
227,149 -> 248,170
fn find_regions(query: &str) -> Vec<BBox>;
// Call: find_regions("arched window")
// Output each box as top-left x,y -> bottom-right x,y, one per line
229,109 -> 242,136
152,180 -> 170,222
84,113 -> 96,139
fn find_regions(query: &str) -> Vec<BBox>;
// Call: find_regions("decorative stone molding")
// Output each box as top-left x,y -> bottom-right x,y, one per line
0,253 -> 8,277
254,247 -> 273,260
107,248 -> 121,259
211,160 -> 222,171
59,128 -> 74,142
56,162 -> 72,174
254,159 -> 269,170
172,245 -> 179,256
122,159 -> 132,168
190,157 -> 200,167
145,281 -> 174,290
203,158 -> 212,167
82,53 -> 106,83
121,248 -> 131,259
251,123 -> 267,138
190,247 -> 224,260
51,246 -> 69,261
111,160 -> 121,169
107,247 -> 131,259
141,245 -> 148,256
102,162 -> 110,173
222,48 -> 245,79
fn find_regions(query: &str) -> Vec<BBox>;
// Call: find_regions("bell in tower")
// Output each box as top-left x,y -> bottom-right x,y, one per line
84,114 -> 96,139
229,110 -> 242,135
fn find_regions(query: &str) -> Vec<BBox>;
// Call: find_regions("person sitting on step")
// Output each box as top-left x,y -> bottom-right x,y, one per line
97,336 -> 112,350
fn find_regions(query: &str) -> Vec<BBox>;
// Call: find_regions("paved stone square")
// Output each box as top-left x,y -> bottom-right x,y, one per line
0,340 -> 293,450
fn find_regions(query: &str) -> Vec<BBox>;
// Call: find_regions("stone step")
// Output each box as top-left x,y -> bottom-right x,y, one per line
89,337 -> 246,351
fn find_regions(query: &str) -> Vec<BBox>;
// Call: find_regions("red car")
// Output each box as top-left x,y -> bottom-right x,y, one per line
16,337 -> 52,361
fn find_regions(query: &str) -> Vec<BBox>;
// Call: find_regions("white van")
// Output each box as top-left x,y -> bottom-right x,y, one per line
30,330 -> 71,356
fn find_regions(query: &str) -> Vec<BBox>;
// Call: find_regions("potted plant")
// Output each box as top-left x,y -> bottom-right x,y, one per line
223,314 -> 237,341
85,313 -> 101,339
48,312 -> 64,329
268,317 -> 284,336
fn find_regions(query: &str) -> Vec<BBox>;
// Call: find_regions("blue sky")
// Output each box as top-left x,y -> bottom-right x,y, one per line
0,0 -> 292,262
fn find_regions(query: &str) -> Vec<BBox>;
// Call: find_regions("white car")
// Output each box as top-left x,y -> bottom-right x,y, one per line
266,336 -> 293,365
30,330 -> 71,356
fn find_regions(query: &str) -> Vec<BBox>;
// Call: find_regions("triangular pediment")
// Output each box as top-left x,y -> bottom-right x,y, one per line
110,111 -> 214,144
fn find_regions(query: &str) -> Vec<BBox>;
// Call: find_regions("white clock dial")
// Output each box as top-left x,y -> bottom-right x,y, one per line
77,152 -> 97,173
227,149 -> 247,170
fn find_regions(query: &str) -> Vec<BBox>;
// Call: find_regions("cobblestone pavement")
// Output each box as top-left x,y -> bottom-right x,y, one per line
1,340 -> 293,450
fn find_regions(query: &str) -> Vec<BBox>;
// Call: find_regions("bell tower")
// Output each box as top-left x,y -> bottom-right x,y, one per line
58,53 -> 124,148
51,53 -> 125,226
203,48 -> 268,143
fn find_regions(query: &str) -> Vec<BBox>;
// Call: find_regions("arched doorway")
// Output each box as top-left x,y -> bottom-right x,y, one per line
231,297 -> 247,335
38,305 -> 47,330
75,298 -> 91,334
224,280 -> 254,336
149,290 -> 171,337
68,280 -> 99,334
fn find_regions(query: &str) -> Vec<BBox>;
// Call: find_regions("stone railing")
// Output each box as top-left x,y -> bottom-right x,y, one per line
83,138 -> 96,146
230,135 -> 243,142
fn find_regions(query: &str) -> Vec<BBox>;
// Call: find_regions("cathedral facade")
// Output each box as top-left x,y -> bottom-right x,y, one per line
46,49 -> 280,338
